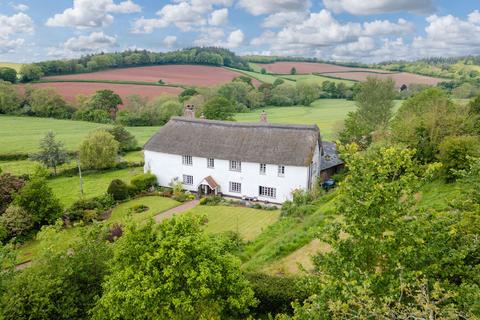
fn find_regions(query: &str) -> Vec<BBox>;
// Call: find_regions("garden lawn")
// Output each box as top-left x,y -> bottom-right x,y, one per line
0,115 -> 159,154
108,196 -> 180,225
48,167 -> 143,207
235,99 -> 356,140
185,205 -> 280,241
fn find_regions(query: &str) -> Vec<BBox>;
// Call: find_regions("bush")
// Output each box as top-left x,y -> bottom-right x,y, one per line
106,126 -> 138,152
130,173 -> 157,192
0,173 -> 25,214
79,130 -> 119,170
438,135 -> 480,181
107,179 -> 130,201
106,223 -> 123,242
65,194 -> 115,222
129,204 -> 149,213
246,273 -> 308,315
281,190 -> 318,217
200,195 -> 223,206
0,205 -> 34,239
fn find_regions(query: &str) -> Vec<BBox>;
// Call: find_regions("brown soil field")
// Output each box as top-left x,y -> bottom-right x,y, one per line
260,61 -> 393,74
43,65 -> 260,87
26,82 -> 182,105
324,72 -> 444,87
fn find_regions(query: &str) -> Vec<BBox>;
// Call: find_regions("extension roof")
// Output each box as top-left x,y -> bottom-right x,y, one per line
144,117 -> 321,167
321,141 -> 344,171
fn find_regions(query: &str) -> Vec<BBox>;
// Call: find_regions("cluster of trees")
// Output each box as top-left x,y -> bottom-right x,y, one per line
116,95 -> 183,126
34,47 -> 250,77
339,77 -> 480,181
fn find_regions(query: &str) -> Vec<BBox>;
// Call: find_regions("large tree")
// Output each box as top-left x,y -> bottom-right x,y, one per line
0,67 -> 17,83
79,130 -> 119,170
202,96 -> 236,120
30,132 -> 69,175
340,77 -> 396,148
0,81 -> 22,114
88,90 -> 123,119
92,217 -> 256,319
20,64 -> 43,82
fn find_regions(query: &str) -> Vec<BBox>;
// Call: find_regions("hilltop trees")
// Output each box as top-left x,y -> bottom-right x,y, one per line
340,77 -> 396,148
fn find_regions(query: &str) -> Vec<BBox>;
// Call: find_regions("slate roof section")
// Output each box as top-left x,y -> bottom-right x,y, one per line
144,117 -> 322,167
321,141 -> 344,171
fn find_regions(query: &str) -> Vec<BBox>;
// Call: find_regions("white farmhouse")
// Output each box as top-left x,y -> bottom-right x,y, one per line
143,114 -> 322,204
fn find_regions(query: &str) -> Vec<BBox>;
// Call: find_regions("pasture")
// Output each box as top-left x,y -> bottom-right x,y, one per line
235,99 -> 356,140
185,205 -> 280,241
0,116 -> 158,154
324,71 -> 443,87
280,74 -> 355,85
43,64 -> 260,87
47,167 -> 143,207
258,61 -> 391,74
0,62 -> 23,72
26,82 -> 182,104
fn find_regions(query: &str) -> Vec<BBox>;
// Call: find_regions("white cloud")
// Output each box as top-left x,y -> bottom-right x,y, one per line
323,0 -> 434,15
133,0 -> 232,33
46,0 -> 140,28
163,35 -> 177,48
209,8 -> 228,26
63,31 -> 117,52
238,0 -> 310,15
193,27 -> 243,48
0,38 -> 25,53
10,3 -> 29,12
262,12 -> 307,28
0,12 -> 34,39
362,18 -> 414,36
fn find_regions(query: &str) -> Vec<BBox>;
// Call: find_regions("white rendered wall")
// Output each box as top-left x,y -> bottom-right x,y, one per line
144,150 -> 312,203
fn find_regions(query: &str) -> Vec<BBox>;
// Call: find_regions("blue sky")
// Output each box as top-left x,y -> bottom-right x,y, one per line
0,0 -> 479,63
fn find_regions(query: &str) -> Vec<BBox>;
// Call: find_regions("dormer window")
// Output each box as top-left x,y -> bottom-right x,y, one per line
230,160 -> 241,172
182,155 -> 192,166
278,165 -> 285,177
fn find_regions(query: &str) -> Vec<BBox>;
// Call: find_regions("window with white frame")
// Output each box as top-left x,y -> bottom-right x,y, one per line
182,155 -> 192,165
278,165 -> 285,177
259,163 -> 266,175
229,160 -> 241,172
229,182 -> 241,193
259,186 -> 276,198
183,174 -> 193,185
207,158 -> 215,168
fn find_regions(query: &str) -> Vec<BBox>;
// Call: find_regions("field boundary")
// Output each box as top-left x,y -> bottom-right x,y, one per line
35,79 -> 186,89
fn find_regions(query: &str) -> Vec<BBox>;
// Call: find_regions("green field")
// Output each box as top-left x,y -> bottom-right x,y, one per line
235,99 -> 356,140
0,62 -> 23,72
186,205 -> 280,241
48,167 -> 143,207
280,74 -> 355,85
0,116 -> 159,154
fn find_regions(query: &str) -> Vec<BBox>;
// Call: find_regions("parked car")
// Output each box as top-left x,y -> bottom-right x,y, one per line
321,179 -> 336,190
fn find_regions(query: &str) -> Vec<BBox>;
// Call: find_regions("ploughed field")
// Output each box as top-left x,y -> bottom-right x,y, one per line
42,65 -> 260,87
24,82 -> 182,104
255,61 -> 444,87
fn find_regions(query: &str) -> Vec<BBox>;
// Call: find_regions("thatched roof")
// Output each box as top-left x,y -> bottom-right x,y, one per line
321,141 -> 344,171
144,117 -> 321,166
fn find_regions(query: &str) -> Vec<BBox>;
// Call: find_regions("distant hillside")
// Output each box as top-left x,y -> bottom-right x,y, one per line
0,62 -> 24,72
35,47 -> 250,77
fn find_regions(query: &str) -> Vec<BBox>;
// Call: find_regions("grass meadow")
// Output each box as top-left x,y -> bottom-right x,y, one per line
0,62 -> 24,72
185,205 -> 280,241
235,99 -> 356,140
0,116 -> 159,154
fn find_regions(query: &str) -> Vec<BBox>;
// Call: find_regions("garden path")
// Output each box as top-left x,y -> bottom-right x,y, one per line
154,200 -> 200,223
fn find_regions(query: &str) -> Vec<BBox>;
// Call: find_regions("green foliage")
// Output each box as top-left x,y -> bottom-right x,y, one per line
79,130 -> 119,170
24,86 -> 73,119
437,135 -> 480,181
91,217 -> 256,319
117,95 -> 182,126
247,273 -> 308,315
130,173 -> 157,192
0,205 -> 34,238
340,77 -> 396,148
281,189 -> 318,218
106,125 -> 138,152
14,176 -> 63,228
290,67 -> 297,75
1,226 -> 112,319
203,96 -> 235,120
107,179 -> 130,201
392,88 -> 475,162
74,107 -> 112,124
65,194 -> 115,222
470,94 -> 480,114
88,89 -> 123,117
0,244 -> 16,295
20,64 -> 43,82
0,80 -> 22,114
179,87 -> 198,98
261,68 -> 267,74
30,131 -> 69,175
0,67 -> 17,83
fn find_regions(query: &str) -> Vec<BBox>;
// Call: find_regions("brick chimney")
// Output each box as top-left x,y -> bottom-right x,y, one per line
184,104 -> 195,118
260,111 -> 267,123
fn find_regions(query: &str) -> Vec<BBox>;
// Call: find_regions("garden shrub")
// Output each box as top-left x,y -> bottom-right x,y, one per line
200,195 -> 223,206
281,189 -> 318,217
0,173 -> 25,214
65,194 -> 115,222
438,135 -> 480,181
130,173 -> 157,192
82,210 -> 99,223
246,273 -> 308,316
106,223 -> 123,242
129,204 -> 149,213
107,179 -> 130,201
0,205 -> 34,239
